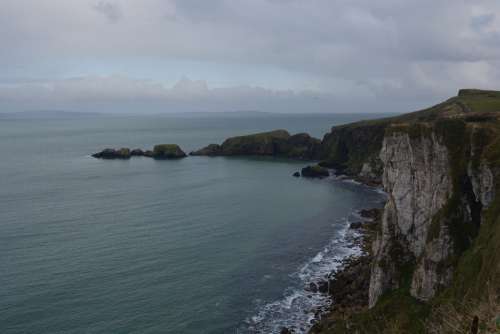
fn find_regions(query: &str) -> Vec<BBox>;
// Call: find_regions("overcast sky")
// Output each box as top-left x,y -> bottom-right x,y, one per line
1,0 -> 500,113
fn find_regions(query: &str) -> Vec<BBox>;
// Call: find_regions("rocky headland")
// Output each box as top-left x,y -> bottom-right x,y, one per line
190,129 -> 321,160
305,89 -> 500,333
91,89 -> 500,333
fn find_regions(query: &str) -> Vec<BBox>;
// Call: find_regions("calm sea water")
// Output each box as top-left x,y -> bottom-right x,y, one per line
0,113 -> 386,334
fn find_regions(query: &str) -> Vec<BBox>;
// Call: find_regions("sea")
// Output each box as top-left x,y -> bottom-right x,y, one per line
0,112 -> 388,334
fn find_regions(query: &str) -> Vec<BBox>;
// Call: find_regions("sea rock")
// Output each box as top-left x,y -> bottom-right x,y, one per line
317,280 -> 329,294
349,222 -> 363,229
92,148 -> 131,159
130,149 -> 144,156
293,171 -> 301,177
190,144 -> 222,156
359,208 -> 380,221
190,130 -> 321,159
306,282 -> 318,293
280,327 -> 293,334
152,144 -> 187,159
301,165 -> 329,178
92,146 -> 187,160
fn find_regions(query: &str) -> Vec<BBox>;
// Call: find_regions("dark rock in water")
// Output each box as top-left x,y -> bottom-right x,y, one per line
305,282 -> 319,293
130,149 -> 144,156
92,148 -> 131,159
293,171 -> 301,177
190,144 -> 222,156
349,221 -> 363,229
301,165 -> 329,178
94,145 -> 187,160
317,280 -> 329,294
280,327 -> 293,334
359,208 -> 380,220
152,144 -> 187,159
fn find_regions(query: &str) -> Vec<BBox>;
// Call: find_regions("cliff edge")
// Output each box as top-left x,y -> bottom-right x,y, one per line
311,89 -> 500,333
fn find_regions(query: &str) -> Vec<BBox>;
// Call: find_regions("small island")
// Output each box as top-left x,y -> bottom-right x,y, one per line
190,129 -> 321,160
92,144 -> 187,160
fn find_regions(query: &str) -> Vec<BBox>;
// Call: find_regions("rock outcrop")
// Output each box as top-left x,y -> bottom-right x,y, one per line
152,144 -> 187,159
190,130 -> 321,160
92,148 -> 131,159
318,120 -> 388,185
93,144 -> 186,160
301,165 -> 329,178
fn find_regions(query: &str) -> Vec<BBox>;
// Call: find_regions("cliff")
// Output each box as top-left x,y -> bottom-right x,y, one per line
311,89 -> 500,333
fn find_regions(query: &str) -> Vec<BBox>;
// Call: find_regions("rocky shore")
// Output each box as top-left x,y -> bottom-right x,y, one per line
91,89 -> 500,333
277,198 -> 383,334
308,208 -> 381,333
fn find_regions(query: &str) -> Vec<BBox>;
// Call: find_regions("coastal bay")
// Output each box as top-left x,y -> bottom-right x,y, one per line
0,113 -> 386,334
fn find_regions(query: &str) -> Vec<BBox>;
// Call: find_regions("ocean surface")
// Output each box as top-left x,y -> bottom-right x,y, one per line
0,112 -> 387,334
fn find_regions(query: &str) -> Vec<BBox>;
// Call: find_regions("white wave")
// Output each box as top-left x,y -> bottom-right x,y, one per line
241,210 -> 366,334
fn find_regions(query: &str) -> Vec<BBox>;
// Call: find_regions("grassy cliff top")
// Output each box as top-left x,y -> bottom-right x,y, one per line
221,129 -> 290,143
328,89 -> 500,132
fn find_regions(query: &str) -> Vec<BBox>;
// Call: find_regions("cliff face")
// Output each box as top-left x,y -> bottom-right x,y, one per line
318,121 -> 388,184
369,129 -> 453,305
311,89 -> 500,333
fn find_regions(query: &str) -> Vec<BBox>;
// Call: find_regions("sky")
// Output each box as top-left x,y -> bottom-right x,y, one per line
1,0 -> 500,113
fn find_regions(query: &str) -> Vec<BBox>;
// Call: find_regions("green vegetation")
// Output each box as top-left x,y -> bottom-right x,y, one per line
152,144 -> 187,159
192,129 -> 321,160
314,89 -> 500,333
220,129 -> 290,155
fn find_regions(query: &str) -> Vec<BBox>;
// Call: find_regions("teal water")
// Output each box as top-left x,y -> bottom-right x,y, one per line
0,113 -> 386,334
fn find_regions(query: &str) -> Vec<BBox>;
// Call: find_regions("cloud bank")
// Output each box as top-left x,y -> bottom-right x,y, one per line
1,0 -> 500,113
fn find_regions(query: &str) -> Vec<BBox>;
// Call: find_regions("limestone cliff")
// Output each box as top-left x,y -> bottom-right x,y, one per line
311,89 -> 500,333
369,128 -> 453,306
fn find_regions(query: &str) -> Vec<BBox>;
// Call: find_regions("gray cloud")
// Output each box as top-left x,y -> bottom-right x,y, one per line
0,76 -> 417,114
93,1 -> 122,22
1,0 -> 500,113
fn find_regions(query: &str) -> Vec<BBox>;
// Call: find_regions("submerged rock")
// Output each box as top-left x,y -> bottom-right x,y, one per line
301,165 -> 329,178
153,144 -> 187,159
92,148 -> 131,159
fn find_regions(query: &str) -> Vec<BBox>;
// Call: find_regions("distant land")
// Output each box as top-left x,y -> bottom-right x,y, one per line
0,109 -> 399,119
0,110 -> 105,119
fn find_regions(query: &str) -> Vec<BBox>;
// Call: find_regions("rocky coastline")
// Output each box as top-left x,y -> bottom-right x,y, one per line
91,89 -> 500,333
